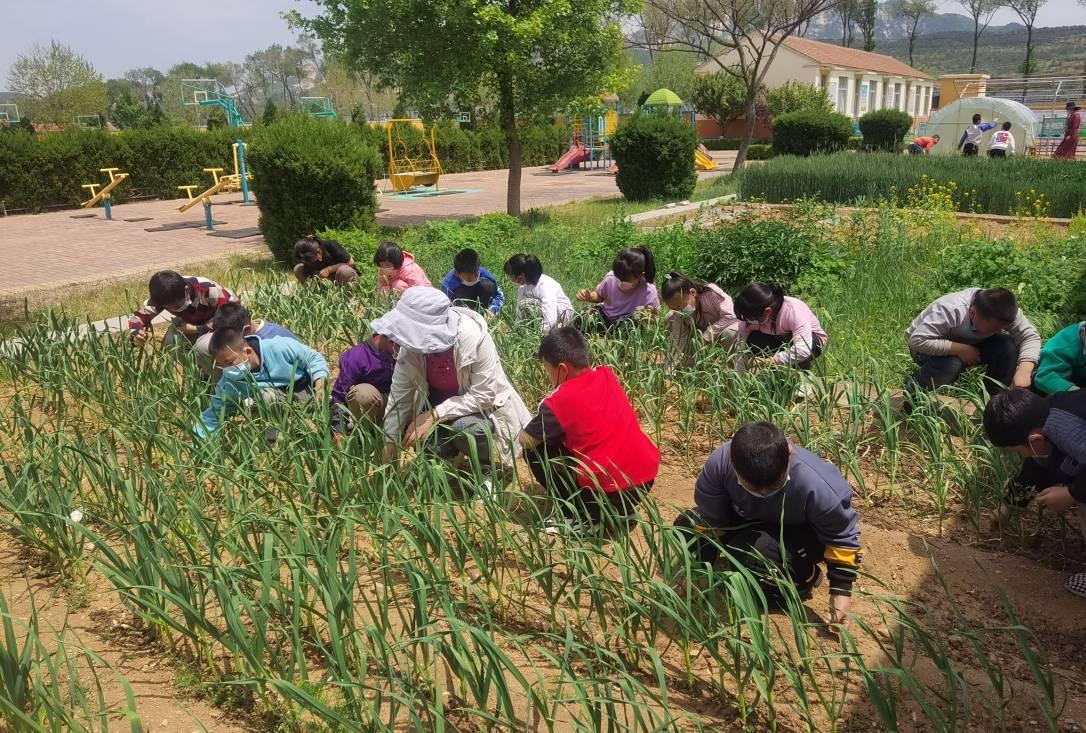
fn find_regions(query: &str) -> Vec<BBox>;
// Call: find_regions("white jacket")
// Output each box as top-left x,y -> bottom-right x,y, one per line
383,307 -> 531,463
515,274 -> 574,333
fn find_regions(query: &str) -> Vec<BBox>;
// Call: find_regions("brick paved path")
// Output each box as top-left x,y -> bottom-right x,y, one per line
1,157 -> 732,300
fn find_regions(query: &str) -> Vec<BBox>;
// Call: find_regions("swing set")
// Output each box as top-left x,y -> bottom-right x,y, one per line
386,119 -> 441,192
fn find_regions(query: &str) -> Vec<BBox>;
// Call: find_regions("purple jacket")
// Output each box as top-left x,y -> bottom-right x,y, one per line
331,340 -> 394,409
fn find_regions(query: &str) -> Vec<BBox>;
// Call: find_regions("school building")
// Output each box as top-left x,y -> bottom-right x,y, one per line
695,36 -> 935,139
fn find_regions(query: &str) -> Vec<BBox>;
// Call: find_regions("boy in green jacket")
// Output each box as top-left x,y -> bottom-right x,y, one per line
1034,322 -> 1086,396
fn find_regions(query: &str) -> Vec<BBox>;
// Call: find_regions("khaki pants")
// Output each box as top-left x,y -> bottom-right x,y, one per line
163,324 -> 215,377
346,383 -> 386,426
294,262 -> 359,286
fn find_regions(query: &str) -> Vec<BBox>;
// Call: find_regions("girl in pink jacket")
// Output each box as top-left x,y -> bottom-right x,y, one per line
374,242 -> 432,293
734,283 -> 828,370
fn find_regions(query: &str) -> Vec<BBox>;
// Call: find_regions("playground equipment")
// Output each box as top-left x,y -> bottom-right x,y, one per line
386,119 -> 442,192
0,103 -> 20,126
80,168 -> 129,220
76,114 -> 102,131
695,145 -> 719,171
549,99 -> 620,172
301,96 -> 338,119
176,139 -> 252,229
182,79 -> 245,127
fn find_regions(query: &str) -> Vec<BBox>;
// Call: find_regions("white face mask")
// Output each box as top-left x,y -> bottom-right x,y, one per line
460,276 -> 480,287
737,473 -> 789,499
617,279 -> 638,292
681,304 -> 696,315
168,296 -> 193,314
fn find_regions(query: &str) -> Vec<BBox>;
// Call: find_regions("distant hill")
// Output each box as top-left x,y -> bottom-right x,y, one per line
806,3 -> 1025,41
879,25 -> 1086,76
0,91 -> 16,103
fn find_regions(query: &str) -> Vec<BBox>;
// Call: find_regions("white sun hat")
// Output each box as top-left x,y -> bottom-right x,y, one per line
371,286 -> 460,354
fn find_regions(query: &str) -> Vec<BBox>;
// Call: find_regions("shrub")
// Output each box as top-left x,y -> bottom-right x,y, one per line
248,116 -> 382,262
746,143 -> 774,161
739,152 -> 1086,217
611,113 -> 697,201
771,111 -> 852,157
688,216 -> 822,292
701,138 -> 771,150
858,109 -> 913,152
766,81 -> 832,119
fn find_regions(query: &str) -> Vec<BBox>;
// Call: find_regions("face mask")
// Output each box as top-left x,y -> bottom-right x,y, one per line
681,304 -> 696,315
617,279 -> 638,292
460,277 -> 480,287
168,297 -> 193,314
223,361 -> 251,380
737,473 -> 789,499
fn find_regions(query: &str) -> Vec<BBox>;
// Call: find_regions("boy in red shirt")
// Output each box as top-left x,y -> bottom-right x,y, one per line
519,327 -> 661,536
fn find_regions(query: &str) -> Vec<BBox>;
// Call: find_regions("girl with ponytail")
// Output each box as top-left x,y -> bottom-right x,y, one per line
575,245 -> 660,330
661,271 -> 739,362
733,283 -> 828,370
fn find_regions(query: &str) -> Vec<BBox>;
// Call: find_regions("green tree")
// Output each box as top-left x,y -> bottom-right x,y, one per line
631,50 -> 698,107
206,106 -> 229,130
110,90 -> 148,129
958,0 -> 1004,73
1008,0 -> 1046,78
6,40 -> 107,126
690,72 -> 750,137
857,0 -> 879,51
294,0 -> 634,216
766,81 -> 832,119
139,103 -> 169,129
891,0 -> 937,67
392,98 -> 408,120
263,98 -> 280,125
645,0 -> 838,170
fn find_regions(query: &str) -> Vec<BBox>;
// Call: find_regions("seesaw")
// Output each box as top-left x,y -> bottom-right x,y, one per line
80,168 -> 129,220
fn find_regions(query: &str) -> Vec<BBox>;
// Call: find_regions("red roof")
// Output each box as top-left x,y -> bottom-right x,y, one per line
782,36 -> 932,80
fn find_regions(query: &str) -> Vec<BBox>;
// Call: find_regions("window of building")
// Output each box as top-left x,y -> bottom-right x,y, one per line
894,83 -> 904,110
837,76 -> 850,114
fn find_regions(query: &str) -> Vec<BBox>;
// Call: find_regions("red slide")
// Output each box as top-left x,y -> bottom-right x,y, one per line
547,143 -> 590,172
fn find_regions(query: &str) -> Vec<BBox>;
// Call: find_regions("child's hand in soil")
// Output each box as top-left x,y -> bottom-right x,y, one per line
1036,484 -> 1074,513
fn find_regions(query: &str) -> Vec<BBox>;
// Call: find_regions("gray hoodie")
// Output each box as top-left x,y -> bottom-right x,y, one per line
905,288 -> 1041,363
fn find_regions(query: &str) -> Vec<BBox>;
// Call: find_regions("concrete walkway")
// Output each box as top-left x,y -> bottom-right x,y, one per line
0,154 -> 734,303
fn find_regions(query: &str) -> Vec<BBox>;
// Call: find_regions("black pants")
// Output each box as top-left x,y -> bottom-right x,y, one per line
907,143 -> 925,155
988,149 -> 1007,159
904,332 -> 1018,398
526,444 -> 649,525
962,142 -> 979,157
746,331 -> 823,370
674,511 -> 823,600
1004,454 -> 1073,508
449,279 -> 498,313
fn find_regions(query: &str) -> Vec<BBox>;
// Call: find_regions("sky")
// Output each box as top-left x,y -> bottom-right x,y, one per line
1,0 -> 1085,89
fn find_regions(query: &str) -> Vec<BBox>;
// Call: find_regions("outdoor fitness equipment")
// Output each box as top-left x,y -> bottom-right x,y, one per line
80,168 -> 129,220
177,139 -> 252,229
386,119 -> 441,192
301,96 -> 338,119
182,79 -> 245,127
76,114 -> 103,131
0,103 -> 20,126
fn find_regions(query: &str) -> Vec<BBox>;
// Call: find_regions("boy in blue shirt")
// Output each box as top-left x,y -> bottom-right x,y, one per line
195,328 -> 328,438
440,248 -> 504,316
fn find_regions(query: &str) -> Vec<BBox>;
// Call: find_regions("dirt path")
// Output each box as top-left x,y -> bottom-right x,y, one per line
0,543 -> 244,732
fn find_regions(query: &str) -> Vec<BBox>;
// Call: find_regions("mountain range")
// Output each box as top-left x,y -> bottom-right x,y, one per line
805,2 -> 1025,41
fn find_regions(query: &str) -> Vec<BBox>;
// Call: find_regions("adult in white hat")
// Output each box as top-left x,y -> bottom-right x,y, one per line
372,287 -> 531,468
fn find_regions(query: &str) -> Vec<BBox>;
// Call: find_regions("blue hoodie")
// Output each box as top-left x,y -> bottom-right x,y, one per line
195,335 -> 329,438
440,267 -> 505,315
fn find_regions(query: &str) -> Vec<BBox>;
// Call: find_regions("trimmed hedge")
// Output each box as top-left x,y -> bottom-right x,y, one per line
858,109 -> 913,152
700,137 -> 771,150
612,114 -> 698,201
249,116 -> 382,262
0,121 -> 566,213
771,111 -> 852,157
0,127 -> 247,213
739,152 -> 1086,217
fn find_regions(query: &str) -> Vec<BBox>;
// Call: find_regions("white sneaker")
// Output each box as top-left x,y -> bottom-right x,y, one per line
474,478 -> 498,504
